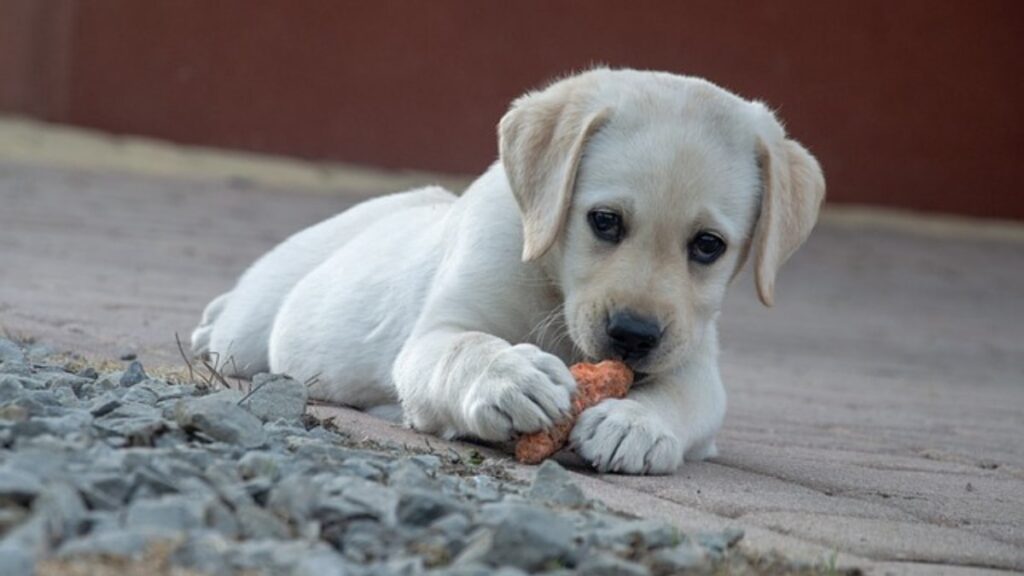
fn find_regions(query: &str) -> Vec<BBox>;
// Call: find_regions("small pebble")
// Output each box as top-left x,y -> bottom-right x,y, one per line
527,460 -> 588,507
239,373 -> 308,423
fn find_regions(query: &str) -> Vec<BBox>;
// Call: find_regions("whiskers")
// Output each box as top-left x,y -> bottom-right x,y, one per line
528,304 -> 583,360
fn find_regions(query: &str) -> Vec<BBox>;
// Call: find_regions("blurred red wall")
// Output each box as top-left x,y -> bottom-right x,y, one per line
2,0 -> 1023,219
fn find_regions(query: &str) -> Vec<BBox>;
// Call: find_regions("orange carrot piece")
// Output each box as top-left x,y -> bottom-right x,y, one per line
515,360 -> 634,464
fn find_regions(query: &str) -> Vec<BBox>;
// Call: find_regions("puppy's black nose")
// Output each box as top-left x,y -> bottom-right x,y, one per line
606,312 -> 661,361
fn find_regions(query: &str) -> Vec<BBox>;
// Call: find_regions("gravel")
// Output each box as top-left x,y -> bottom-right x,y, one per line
239,373 -> 308,423
175,391 -> 268,448
0,337 -> 830,576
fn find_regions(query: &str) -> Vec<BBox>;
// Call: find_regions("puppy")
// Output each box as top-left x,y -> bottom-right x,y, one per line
191,68 -> 824,474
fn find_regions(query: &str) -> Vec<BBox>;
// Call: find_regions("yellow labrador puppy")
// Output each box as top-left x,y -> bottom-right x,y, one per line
191,68 -> 824,474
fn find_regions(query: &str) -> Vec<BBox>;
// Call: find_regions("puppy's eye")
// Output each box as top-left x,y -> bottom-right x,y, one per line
587,209 -> 624,243
689,232 -> 726,264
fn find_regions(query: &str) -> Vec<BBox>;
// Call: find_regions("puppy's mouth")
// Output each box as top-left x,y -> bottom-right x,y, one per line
630,370 -> 652,388
597,350 -> 652,385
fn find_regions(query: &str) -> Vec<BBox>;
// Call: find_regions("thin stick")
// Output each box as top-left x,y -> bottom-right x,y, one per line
174,332 -> 195,384
201,357 -> 231,390
236,376 -> 271,405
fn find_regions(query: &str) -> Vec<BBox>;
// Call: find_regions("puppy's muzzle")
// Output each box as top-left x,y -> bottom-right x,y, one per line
606,311 -> 661,363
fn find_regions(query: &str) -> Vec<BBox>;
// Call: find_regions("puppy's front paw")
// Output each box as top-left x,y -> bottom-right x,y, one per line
570,399 -> 682,475
462,344 -> 576,442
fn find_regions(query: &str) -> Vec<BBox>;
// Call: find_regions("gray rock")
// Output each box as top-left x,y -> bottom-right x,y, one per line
268,474 -> 321,523
334,519 -> 395,564
330,477 -> 398,525
33,482 -> 87,542
120,384 -> 160,405
314,496 -> 376,526
120,361 -> 147,386
290,547 -> 354,576
188,388 -> 245,403
0,512 -> 48,574
0,338 -> 26,364
236,504 -> 291,539
578,552 -> 651,576
397,488 -> 469,527
457,502 -> 574,571
240,373 -> 308,422
238,450 -> 282,480
201,459 -> 246,499
695,527 -> 744,558
461,475 -> 502,503
408,454 -> 443,473
493,569 -> 531,576
0,358 -> 34,376
124,494 -> 208,531
93,402 -> 166,442
363,557 -> 424,576
207,499 -> 241,538
77,473 -> 132,510
228,539 -> 336,573
12,434 -> 83,455
49,383 -> 79,407
647,542 -> 708,574
286,435 -> 361,462
77,366 -> 98,380
0,546 -> 34,576
0,403 -> 29,423
5,390 -> 66,418
78,372 -> 125,400
265,420 -> 310,440
431,512 -> 471,538
4,447 -> 69,478
241,476 -> 274,504
0,375 -> 26,403
585,519 -> 681,552
130,467 -> 184,500
388,458 -> 434,489
82,510 -> 119,533
88,392 -> 122,416
175,392 -> 266,448
165,445 -> 216,470
0,468 -> 42,505
43,372 -> 92,391
169,530 -> 232,576
434,563 -> 496,576
337,457 -> 386,481
56,527 -> 177,559
26,411 -> 93,437
8,420 -> 54,439
0,506 -> 29,534
25,343 -> 56,362
526,460 -> 587,507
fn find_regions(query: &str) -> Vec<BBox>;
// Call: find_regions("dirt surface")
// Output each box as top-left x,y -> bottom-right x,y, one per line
1,139 -> 1023,574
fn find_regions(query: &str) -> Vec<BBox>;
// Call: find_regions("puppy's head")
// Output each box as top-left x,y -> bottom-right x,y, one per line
500,69 -> 825,373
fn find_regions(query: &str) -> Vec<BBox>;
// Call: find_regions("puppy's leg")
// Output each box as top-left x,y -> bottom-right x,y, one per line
394,331 -> 576,442
190,291 -> 231,357
570,331 -> 726,475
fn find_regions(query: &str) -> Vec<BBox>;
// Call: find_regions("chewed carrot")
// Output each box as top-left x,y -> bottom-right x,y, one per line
515,360 -> 634,464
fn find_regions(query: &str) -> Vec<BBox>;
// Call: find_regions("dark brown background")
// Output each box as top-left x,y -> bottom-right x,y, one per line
2,0 -> 1022,219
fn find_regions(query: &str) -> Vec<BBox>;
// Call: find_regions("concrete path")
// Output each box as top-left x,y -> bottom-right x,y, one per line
1,121 -> 1022,574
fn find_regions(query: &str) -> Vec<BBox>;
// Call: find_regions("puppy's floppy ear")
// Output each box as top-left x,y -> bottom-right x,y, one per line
499,82 -> 610,261
752,119 -> 826,306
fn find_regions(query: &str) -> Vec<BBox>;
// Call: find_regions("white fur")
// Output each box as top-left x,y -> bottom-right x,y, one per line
192,68 -> 824,475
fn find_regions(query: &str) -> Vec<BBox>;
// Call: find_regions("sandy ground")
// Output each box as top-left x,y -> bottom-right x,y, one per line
1,118 -> 1022,574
